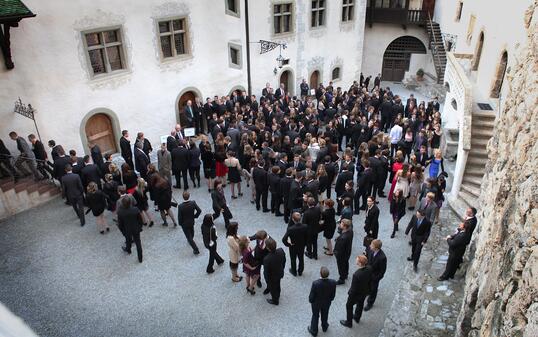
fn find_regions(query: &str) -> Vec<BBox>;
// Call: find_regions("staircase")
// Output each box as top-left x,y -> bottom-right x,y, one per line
457,109 -> 496,209
0,177 -> 61,220
426,19 -> 447,84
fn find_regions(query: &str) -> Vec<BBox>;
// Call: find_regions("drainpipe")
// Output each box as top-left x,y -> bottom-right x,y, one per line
244,0 -> 252,96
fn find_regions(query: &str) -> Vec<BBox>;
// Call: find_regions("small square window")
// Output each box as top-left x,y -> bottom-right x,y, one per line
228,43 -> 242,69
157,17 -> 189,60
274,2 -> 293,34
342,0 -> 354,22
225,0 -> 240,17
311,0 -> 326,28
83,28 -> 127,77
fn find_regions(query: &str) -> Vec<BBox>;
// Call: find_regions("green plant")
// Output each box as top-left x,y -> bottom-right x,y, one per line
416,68 -> 425,77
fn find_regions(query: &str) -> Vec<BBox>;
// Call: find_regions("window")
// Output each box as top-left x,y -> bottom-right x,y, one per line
84,28 -> 126,77
332,67 -> 341,80
158,18 -> 188,59
225,0 -> 240,17
311,0 -> 326,27
374,0 -> 406,8
451,99 -> 458,110
228,43 -> 242,69
274,3 -> 293,34
455,1 -> 463,21
342,0 -> 354,22
490,51 -> 508,98
466,14 -> 476,44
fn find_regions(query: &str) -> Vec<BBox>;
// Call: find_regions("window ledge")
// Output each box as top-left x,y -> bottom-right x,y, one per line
160,54 -> 194,64
88,69 -> 131,82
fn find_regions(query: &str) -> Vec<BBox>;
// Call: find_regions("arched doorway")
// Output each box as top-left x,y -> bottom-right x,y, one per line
177,90 -> 197,126
310,70 -> 320,90
85,113 -> 117,154
490,51 -> 508,98
280,70 -> 293,95
382,36 -> 427,82
472,32 -> 484,71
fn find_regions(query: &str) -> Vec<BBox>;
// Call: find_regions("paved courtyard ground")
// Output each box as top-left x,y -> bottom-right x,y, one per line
0,178 -> 418,337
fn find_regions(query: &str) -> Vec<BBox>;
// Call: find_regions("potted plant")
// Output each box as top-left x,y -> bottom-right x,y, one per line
416,68 -> 425,81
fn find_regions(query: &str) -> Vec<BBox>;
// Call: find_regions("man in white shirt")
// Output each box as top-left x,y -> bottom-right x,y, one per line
389,122 -> 403,157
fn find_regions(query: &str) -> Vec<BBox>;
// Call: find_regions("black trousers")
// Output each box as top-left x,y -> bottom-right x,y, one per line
123,156 -> 134,170
354,189 -> 367,211
336,253 -> 350,280
306,232 -> 318,258
175,168 -> 189,188
411,240 -> 424,267
188,166 -> 200,185
69,195 -> 85,226
441,252 -> 463,279
289,246 -> 305,274
255,188 -> 268,210
367,279 -> 380,306
125,231 -> 143,262
283,199 -> 290,222
212,206 -> 232,228
311,304 -> 330,334
266,279 -> 281,303
390,143 -> 398,158
270,192 -> 281,214
346,295 -> 367,324
181,225 -> 199,252
206,242 -> 224,271
377,177 -> 386,196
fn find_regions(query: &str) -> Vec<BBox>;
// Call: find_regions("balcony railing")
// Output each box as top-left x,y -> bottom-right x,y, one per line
366,8 -> 427,25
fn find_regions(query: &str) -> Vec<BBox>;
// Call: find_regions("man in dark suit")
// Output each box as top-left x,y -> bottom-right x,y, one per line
177,191 -> 201,255
304,173 -> 320,203
340,255 -> 372,328
291,153 -> 306,172
61,164 -> 85,226
282,212 -> 308,276
416,145 -> 430,167
369,149 -> 385,198
335,164 -> 353,202
183,100 -> 194,128
134,142 -> 150,179
276,154 -> 288,178
464,207 -> 478,236
405,209 -> 433,272
211,179 -> 232,228
80,155 -> 102,190
308,266 -> 337,336
334,219 -> 353,284
263,238 -> 286,305
267,166 -> 282,216
355,160 -> 374,212
252,160 -> 269,212
288,171 -> 304,213
120,130 -> 134,169
171,140 -> 190,189
438,221 -> 471,281
324,156 -> 337,200
117,196 -> 144,263
364,196 -> 380,240
280,168 -> 294,223
379,97 -> 393,132
303,197 -> 321,260
365,239 -> 387,310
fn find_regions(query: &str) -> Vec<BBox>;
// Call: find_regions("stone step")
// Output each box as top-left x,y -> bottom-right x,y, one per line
472,119 -> 496,129
460,183 -> 480,198
469,147 -> 488,157
458,189 -> 477,208
466,156 -> 488,167
464,168 -> 484,178
471,128 -> 493,138
462,175 -> 483,188
471,137 -> 490,147
472,110 -> 497,119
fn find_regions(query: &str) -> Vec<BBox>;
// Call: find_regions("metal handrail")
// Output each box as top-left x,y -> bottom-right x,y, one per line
428,13 -> 444,79
0,153 -> 48,163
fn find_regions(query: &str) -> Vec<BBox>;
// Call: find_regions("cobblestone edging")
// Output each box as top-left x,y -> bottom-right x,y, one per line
379,207 -> 467,337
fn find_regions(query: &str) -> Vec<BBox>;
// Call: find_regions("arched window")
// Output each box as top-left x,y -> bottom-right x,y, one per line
451,98 -> 458,110
332,67 -> 341,80
444,82 -> 451,93
472,31 -> 484,71
490,51 -> 508,98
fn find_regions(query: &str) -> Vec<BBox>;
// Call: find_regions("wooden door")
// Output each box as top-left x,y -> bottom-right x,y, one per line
381,58 -> 406,82
178,91 -> 196,125
310,71 -> 319,90
85,113 -> 117,154
422,0 -> 435,17
280,71 -> 289,92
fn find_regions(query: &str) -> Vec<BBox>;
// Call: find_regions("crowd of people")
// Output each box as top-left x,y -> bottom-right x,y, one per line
0,76 -> 479,335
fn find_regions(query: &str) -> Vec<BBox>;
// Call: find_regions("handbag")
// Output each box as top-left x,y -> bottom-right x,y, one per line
170,196 -> 179,208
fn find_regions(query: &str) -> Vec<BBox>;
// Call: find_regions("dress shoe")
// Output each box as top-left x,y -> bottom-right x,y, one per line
407,257 -> 413,261
162,222 -> 168,227
100,231 -> 105,235
266,299 -> 278,305
413,265 -> 418,273
275,213 -> 283,217
106,227 -> 110,232
437,276 -> 448,281
336,279 -> 345,285
339,320 -> 352,328
298,272 -> 302,276
193,250 -> 200,255
122,246 -> 131,254
262,209 -> 270,213
217,260 -> 224,266
206,268 -> 215,274
353,316 -> 361,324
138,258 -> 143,263
359,206 -> 367,211
378,194 -> 386,198
263,288 -> 270,295
149,221 -> 154,227
321,324 -> 328,332
289,268 -> 297,276
390,233 -> 395,239
307,326 -> 317,336
364,304 -> 373,311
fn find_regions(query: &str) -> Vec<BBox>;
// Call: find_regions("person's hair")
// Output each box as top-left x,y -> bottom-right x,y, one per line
357,255 -> 368,266
417,209 -> 426,216
469,207 -> 477,216
83,155 -> 90,163
320,266 -> 330,279
367,195 -> 376,202
65,164 -> 72,172
122,130 -> 128,136
182,191 -> 190,200
285,167 -> 293,176
105,153 -> 112,161
271,166 -> 280,174
121,163 -> 131,175
426,192 -> 435,200
28,134 -> 36,141
307,197 -> 316,207
136,178 -> 146,192
341,218 -> 351,229
324,199 -> 335,208
255,230 -> 267,240
8,131 -> 17,138
371,239 -> 382,249
343,197 -> 351,206
226,222 -> 239,237
213,178 -> 222,190
104,173 -> 113,182
87,182 -> 97,194
202,214 -> 214,227
121,195 -> 132,208
48,140 -> 56,147
69,149 -> 77,157
153,175 -> 169,189
238,235 -> 250,252
292,212 -> 301,222
265,237 -> 277,251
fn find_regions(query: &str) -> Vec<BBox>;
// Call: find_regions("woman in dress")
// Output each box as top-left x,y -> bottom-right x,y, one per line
226,222 -> 243,282
427,149 -> 445,179
402,127 -> 414,161
201,142 -> 216,193
214,136 -> 228,184
188,141 -> 201,188
435,174 -> 447,224
239,235 -> 260,295
408,166 -> 424,211
307,137 -> 320,163
316,164 -> 328,203
224,151 -> 242,199
201,214 -> 224,274
240,144 -> 254,188
85,182 -> 110,234
152,174 -> 177,227
390,189 -> 406,238
103,173 -> 119,214
109,163 -> 122,185
430,123 -> 443,153
121,163 -> 138,194
133,178 -> 154,227
321,199 -> 336,256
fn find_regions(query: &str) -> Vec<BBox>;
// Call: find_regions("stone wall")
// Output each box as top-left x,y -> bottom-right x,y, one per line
455,3 -> 538,337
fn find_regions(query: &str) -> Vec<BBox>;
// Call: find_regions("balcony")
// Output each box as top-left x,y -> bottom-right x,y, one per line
365,0 -> 432,27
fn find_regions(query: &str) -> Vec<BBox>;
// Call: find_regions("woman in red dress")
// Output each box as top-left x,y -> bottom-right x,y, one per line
214,134 -> 228,183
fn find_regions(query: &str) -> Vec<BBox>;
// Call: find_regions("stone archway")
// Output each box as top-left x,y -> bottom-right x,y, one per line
381,36 -> 427,82
279,69 -> 294,95
310,70 -> 320,89
175,87 -> 203,126
80,108 -> 121,155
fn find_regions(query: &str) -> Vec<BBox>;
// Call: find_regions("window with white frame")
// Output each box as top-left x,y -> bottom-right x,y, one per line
274,3 -> 293,34
342,0 -> 354,22
158,18 -> 188,59
228,43 -> 242,69
84,28 -> 126,77
225,0 -> 240,17
311,0 -> 326,27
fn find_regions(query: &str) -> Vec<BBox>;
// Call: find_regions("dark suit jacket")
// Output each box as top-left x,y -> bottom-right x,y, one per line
263,248 -> 286,282
53,155 -> 71,179
252,166 -> 268,191
282,222 -> 308,248
405,215 -> 432,243
80,163 -> 102,189
201,224 -> 217,249
447,230 -> 471,258
303,206 -> 321,235
366,248 -> 387,282
335,171 -> 354,196
364,205 -> 380,237
117,206 -> 143,236
348,266 -> 372,300
309,278 -> 337,308
211,189 -> 227,212
268,172 -> 281,194
334,230 -> 353,259
279,176 -> 293,202
120,137 -> 132,160
177,200 -> 202,227
171,146 -> 190,171
61,173 -> 84,201
465,217 -> 478,237
304,180 -> 320,201
134,148 -> 150,176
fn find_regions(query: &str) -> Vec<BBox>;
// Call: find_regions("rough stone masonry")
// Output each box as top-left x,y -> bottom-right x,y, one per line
455,2 -> 538,337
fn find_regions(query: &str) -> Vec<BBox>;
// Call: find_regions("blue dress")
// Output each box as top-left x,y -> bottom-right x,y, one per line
429,158 -> 443,178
